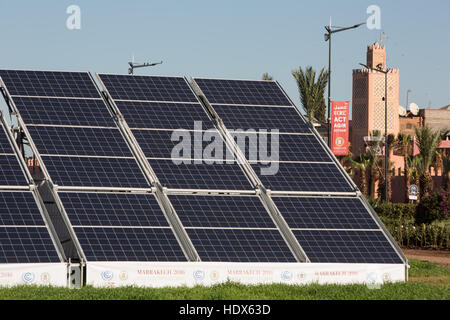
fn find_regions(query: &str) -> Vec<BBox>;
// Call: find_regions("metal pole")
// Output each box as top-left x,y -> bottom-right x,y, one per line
327,32 -> 331,147
384,71 -> 388,202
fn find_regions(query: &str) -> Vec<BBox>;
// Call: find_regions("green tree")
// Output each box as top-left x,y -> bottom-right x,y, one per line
351,154 -> 370,196
414,125 -> 445,199
291,66 -> 328,123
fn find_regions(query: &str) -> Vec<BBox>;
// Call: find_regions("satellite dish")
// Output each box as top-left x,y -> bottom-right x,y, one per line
398,105 -> 407,117
409,103 -> 419,116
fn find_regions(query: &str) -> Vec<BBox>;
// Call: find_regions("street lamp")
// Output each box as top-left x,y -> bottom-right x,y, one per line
406,89 -> 412,109
359,62 -> 390,202
324,21 -> 365,147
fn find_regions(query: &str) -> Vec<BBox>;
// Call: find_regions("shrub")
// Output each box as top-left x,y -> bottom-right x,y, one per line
415,189 -> 450,225
370,201 -> 416,220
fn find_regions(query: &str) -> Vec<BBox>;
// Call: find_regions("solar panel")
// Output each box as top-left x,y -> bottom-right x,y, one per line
0,127 -> 14,154
169,195 -> 276,228
98,74 -> 198,102
186,228 -> 296,262
251,162 -> 353,193
98,74 -> 254,191
292,230 -> 403,263
57,192 -> 187,262
212,104 -> 310,133
114,100 -> 212,129
0,191 -> 60,263
0,70 -> 99,98
194,78 -> 291,106
41,156 -> 149,188
133,129 -> 228,160
13,97 -> 115,127
73,226 -> 187,262
150,159 -> 252,190
168,194 -> 296,262
27,126 -> 133,157
272,197 -> 379,229
0,155 -> 29,186
232,132 -> 333,162
59,192 -> 169,227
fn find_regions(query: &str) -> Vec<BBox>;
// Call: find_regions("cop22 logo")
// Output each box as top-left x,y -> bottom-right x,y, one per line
101,270 -> 114,281
22,272 -> 35,284
193,270 -> 205,281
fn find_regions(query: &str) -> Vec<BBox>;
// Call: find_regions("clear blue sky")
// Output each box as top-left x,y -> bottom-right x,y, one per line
0,0 -> 449,117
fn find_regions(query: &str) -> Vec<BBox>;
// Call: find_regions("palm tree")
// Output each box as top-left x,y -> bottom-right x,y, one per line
414,125 -> 444,198
396,133 -> 412,202
291,66 -> 328,123
262,73 -> 273,81
442,153 -> 450,191
351,154 -> 370,196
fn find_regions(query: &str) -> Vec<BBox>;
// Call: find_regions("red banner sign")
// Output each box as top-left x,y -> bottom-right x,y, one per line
330,101 -> 349,155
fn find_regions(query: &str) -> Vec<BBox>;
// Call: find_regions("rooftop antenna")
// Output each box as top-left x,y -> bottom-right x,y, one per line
380,31 -> 388,44
128,55 -> 163,75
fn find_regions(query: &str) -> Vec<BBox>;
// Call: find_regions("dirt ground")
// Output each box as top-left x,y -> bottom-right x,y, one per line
403,248 -> 450,267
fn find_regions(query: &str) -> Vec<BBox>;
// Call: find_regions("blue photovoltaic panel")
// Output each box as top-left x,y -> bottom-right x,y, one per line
0,126 -> 14,154
168,195 -> 275,228
292,230 -> 402,263
194,78 -> 291,106
232,133 -> 333,162
0,192 -> 47,226
41,156 -> 149,188
73,227 -> 187,262
0,226 -> 60,263
0,155 -> 28,186
149,159 -> 252,190
133,129 -> 227,160
251,162 -> 353,193
186,228 -> 296,262
272,197 -> 379,230
0,70 -> 99,98
98,74 -> 198,102
27,126 -> 133,157
114,101 -> 212,129
211,105 -> 309,133
0,191 -> 60,263
59,192 -> 169,227
12,97 -> 115,127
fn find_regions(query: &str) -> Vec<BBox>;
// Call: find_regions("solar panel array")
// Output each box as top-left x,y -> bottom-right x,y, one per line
193,78 -> 354,194
0,70 -> 149,189
0,70 -> 405,266
98,74 -> 253,191
168,194 -> 296,262
193,78 -> 403,264
0,123 -> 60,263
58,192 -> 187,261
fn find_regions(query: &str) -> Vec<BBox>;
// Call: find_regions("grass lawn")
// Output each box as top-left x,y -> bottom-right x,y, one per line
0,259 -> 448,300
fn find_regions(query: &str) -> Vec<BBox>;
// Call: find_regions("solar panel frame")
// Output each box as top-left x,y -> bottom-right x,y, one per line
193,78 -> 292,106
291,229 -> 403,264
12,97 -> 116,127
27,125 -> 134,157
0,191 -> 62,263
40,155 -> 150,188
272,196 -> 380,230
0,70 -> 101,98
58,192 -> 170,227
209,104 -> 311,134
73,226 -> 188,262
250,161 -> 354,193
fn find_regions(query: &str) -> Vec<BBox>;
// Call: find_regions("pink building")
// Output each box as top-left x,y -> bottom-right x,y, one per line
352,42 -> 400,156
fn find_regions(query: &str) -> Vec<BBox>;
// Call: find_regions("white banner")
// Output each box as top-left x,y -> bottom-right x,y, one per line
87,262 -> 406,288
0,263 -> 67,287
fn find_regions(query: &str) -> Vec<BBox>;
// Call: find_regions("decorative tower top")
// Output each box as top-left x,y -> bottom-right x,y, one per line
366,42 -> 386,70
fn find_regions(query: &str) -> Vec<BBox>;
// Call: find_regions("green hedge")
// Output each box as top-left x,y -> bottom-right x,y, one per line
380,217 -> 449,249
367,196 -> 449,249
